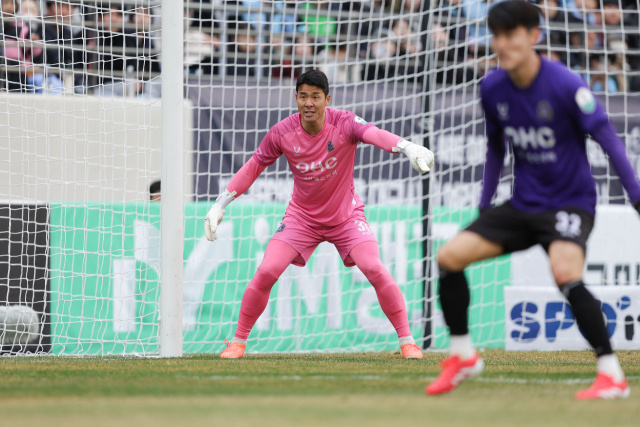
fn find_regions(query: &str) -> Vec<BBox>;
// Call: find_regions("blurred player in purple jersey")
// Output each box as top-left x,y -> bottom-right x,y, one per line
427,0 -> 640,399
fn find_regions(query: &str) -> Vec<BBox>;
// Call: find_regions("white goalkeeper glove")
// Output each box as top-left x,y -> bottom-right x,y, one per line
393,139 -> 435,174
204,189 -> 236,242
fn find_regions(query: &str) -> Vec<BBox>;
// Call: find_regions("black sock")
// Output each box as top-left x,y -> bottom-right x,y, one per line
438,267 -> 470,335
561,281 -> 613,357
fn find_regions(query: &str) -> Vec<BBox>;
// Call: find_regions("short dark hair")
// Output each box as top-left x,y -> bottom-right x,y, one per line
149,180 -> 161,199
296,70 -> 330,97
488,0 -> 541,35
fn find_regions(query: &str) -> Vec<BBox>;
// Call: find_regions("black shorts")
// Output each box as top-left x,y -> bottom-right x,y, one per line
465,202 -> 594,254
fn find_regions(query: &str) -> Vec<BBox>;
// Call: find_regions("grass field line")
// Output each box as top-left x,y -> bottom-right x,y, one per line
173,374 -> 640,385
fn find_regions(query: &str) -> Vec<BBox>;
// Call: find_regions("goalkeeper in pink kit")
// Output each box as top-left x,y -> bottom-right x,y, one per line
204,70 -> 434,359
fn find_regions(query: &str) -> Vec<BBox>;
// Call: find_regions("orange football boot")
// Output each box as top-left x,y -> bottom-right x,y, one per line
401,343 -> 424,359
220,339 -> 246,359
575,373 -> 630,400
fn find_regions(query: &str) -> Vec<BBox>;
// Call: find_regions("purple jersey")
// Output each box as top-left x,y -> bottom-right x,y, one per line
479,56 -> 640,216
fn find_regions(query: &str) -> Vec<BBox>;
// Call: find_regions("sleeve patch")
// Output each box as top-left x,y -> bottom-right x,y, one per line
575,87 -> 596,114
354,116 -> 368,125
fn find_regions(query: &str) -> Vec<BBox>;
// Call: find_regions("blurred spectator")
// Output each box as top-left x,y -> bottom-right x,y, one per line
1,0 -> 40,91
299,1 -> 337,39
402,0 -> 423,13
18,0 -> 42,34
317,44 -> 362,83
272,34 -> 314,78
585,54 -> 620,92
538,0 -> 568,49
185,0 -> 221,76
600,0 -> 640,91
127,7 -> 161,97
392,19 -> 423,54
567,0 -> 598,24
96,3 -> 130,96
226,24 -> 265,77
363,28 -> 397,80
461,0 -> 489,46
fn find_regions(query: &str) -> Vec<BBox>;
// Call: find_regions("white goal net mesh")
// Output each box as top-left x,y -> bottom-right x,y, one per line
0,0 -> 639,355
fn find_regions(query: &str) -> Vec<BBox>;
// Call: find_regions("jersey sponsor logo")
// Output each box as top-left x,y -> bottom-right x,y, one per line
504,126 -> 556,150
555,211 -> 582,238
293,146 -> 301,156
575,87 -> 596,114
536,100 -> 554,121
276,223 -> 286,233
256,147 -> 263,155
328,141 -> 335,152
354,116 -> 368,124
296,157 -> 338,173
497,102 -> 509,120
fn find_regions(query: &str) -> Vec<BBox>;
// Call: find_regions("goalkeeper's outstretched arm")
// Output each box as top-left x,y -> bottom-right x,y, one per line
361,127 -> 434,174
204,158 -> 267,241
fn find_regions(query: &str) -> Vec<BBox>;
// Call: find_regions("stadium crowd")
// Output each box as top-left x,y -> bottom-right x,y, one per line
0,0 -> 638,95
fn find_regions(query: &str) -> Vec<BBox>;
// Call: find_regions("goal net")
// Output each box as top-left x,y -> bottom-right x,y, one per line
1,0 -> 639,355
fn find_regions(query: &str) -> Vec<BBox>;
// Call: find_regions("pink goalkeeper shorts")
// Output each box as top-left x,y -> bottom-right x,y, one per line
270,206 -> 377,267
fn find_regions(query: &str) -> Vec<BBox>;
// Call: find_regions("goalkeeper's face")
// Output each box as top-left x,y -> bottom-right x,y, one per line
296,84 -> 331,126
491,26 -> 540,72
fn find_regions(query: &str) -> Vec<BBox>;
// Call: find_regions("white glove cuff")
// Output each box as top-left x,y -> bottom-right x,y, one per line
392,138 -> 412,154
215,189 -> 237,209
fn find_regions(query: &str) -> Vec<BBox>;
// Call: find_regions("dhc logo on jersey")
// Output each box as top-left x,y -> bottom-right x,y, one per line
504,126 -> 556,150
510,296 -> 636,343
296,157 -> 338,173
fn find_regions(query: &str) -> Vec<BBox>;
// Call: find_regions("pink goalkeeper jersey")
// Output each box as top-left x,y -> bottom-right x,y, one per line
253,108 -> 374,226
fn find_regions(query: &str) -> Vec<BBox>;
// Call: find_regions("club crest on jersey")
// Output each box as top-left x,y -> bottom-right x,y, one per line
354,116 -> 367,125
536,100 -> 554,121
497,103 -> 509,120
328,141 -> 335,152
276,223 -> 286,233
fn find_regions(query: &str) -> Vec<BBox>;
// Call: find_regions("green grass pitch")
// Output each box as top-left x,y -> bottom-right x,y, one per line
1,350 -> 639,426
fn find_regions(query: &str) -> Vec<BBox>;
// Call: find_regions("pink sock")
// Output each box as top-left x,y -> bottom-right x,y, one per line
234,240 -> 300,340
349,241 -> 411,338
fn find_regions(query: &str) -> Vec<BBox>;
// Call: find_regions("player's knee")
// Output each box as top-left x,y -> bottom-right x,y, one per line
437,245 -> 465,273
551,263 -> 581,286
359,260 -> 386,282
251,266 -> 281,291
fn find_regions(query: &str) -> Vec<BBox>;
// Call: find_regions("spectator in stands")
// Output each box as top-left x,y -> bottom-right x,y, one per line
586,53 -> 621,92
272,34 -> 314,78
567,0 -> 598,24
1,0 -> 40,91
362,27 -> 397,80
299,1 -> 337,39
185,0 -> 221,76
34,1 -> 82,70
537,0 -> 568,51
18,0 -> 42,34
600,0 -> 640,91
96,3 -> 131,96
392,19 -> 423,54
226,24 -> 265,77
127,6 -> 161,97
402,0 -> 423,13
461,0 -> 489,46
316,44 -> 362,83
